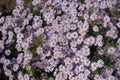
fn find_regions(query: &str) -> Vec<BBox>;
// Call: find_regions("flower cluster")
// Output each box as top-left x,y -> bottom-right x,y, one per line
0,0 -> 120,80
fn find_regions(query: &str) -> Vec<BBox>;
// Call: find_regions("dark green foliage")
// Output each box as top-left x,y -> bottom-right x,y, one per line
24,0 -> 33,3
30,66 -> 44,80
43,0 -> 48,2
89,51 -> 114,68
32,9 -> 40,15
28,35 -> 42,57
106,5 -> 120,18
78,0 -> 85,4
24,0 -> 41,15
88,21 -> 98,37
78,16 -> 84,21
89,51 -> 114,75
110,6 -> 120,18
89,45 -> 114,76
90,77 -> 94,80
24,0 -> 33,7
93,68 -> 104,75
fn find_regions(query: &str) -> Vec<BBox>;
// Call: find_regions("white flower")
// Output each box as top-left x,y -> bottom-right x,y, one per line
5,49 -> 11,56
77,36 -> 83,44
103,22 -> 108,28
104,15 -> 110,22
51,33 -> 58,41
84,69 -> 91,76
90,13 -> 97,21
32,0 -> 38,6
16,44 -> 22,51
14,27 -> 21,33
3,65 -> 7,70
37,46 -> 43,55
97,35 -> 103,40
66,32 -> 72,40
98,49 -> 104,55
91,62 -> 98,71
78,73 -> 86,80
17,57 -> 22,64
18,73 -> 24,80
78,64 -> 85,72
26,36 -> 33,43
54,68 -> 58,76
84,13 -> 89,20
100,1 -> 107,9
0,57 -> 5,63
59,65 -> 65,71
64,57 -> 72,65
24,74 -> 30,80
97,59 -> 104,68
0,17 -> 4,23
9,75 -> 14,80
107,47 -> 116,54
82,45 -> 90,56
68,71 -> 74,79
17,39 -> 22,44
32,23 -> 39,29
89,36 -> 95,45
77,21 -> 83,28
80,56 -> 87,62
117,38 -> 120,44
27,13 -> 33,20
66,64 -> 73,70
93,26 -> 99,32
38,28 -> 44,34
46,51 -> 51,57
17,33 -> 24,39
70,24 -> 77,30
117,22 -> 120,28
73,57 -> 80,64
74,67 -> 80,74
40,53 -> 46,60
21,42 -> 29,50
97,41 -> 103,47
78,29 -> 86,36
8,31 -> 14,38
16,0 -> 24,5
72,31 -> 78,39
84,36 -> 95,46
24,53 -> 32,60
5,69 -> 12,77
76,50 -> 83,57
62,68 -> 70,75
4,59 -> 10,66
13,64 -> 19,71
49,40 -> 56,47
64,24 -> 70,32
95,36 -> 103,47
94,74 -> 101,80
106,68 -> 114,76
84,59 -> 91,67
82,23 -> 89,31
23,19 -> 29,26
71,47 -> 77,53
70,41 -> 77,47
108,76 -> 115,80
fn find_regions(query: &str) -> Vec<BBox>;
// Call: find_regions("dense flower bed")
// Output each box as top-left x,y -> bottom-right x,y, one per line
0,0 -> 120,80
